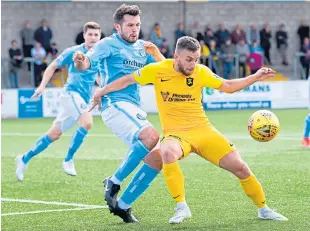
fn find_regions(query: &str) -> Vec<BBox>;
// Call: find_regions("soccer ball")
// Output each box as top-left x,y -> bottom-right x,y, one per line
248,110 -> 280,142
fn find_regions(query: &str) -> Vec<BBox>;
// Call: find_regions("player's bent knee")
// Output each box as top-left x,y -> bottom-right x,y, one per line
161,145 -> 182,164
139,127 -> 160,150
81,121 -> 93,131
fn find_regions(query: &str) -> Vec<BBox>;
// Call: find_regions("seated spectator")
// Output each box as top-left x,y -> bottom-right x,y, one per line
160,39 -> 171,58
236,39 -> 250,78
8,40 -> 23,88
300,37 -> 310,79
151,23 -> 165,47
221,39 -> 235,79
203,30 -> 218,48
31,42 -> 46,87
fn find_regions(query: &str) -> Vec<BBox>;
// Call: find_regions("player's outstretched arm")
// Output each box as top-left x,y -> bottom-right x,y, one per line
218,67 -> 276,93
73,51 -> 91,71
32,60 -> 58,99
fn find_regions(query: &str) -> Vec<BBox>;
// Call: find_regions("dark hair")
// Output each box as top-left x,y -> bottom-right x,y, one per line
113,4 -> 141,24
176,36 -> 200,53
11,39 -> 17,44
83,21 -> 101,33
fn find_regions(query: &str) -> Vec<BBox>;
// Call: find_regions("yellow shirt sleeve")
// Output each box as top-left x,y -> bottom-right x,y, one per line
199,65 -> 224,89
133,63 -> 157,85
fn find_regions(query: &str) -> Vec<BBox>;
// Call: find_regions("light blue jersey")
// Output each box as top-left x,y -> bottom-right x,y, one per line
86,33 -> 155,110
55,43 -> 98,104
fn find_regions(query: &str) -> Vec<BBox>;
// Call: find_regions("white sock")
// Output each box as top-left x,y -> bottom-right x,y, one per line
110,175 -> 122,185
177,201 -> 188,208
258,205 -> 269,213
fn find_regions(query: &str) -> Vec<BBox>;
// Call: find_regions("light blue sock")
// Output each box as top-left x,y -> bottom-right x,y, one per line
304,114 -> 310,138
22,135 -> 53,164
113,141 -> 149,184
65,127 -> 88,162
118,163 -> 159,209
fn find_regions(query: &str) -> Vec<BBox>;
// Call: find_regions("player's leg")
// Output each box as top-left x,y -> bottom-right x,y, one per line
302,114 -> 310,147
15,122 -> 62,181
101,102 -> 161,222
219,151 -> 288,221
61,91 -> 91,176
161,136 -> 192,224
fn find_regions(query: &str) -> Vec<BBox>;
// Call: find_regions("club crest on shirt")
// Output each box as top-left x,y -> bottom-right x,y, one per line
161,91 -> 170,102
186,77 -> 194,87
139,49 -> 146,57
80,103 -> 87,109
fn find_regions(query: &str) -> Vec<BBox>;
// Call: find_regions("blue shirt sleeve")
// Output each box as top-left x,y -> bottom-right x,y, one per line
55,47 -> 74,68
86,39 -> 111,68
146,54 -> 156,64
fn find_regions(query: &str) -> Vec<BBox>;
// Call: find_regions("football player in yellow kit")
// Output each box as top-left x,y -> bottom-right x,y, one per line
91,36 -> 288,224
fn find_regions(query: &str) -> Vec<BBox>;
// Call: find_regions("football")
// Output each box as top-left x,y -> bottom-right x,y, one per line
248,110 -> 280,142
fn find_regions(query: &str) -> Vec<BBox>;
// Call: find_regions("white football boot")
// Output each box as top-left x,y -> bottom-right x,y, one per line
62,159 -> 77,176
258,206 -> 288,221
15,155 -> 28,181
169,202 -> 192,224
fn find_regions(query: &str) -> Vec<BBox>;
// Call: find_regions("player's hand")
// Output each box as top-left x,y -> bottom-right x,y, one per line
89,90 -> 102,112
144,41 -> 160,56
31,86 -> 45,100
254,67 -> 276,81
73,51 -> 86,64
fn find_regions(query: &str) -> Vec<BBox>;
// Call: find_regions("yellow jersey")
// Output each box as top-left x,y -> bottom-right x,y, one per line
133,59 -> 223,133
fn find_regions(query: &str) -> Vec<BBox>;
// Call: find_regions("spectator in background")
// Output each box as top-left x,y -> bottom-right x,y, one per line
250,40 -> 264,55
151,23 -> 165,47
20,20 -> 34,71
8,40 -> 23,88
208,40 -> 221,74
199,40 -> 210,66
215,24 -> 230,47
203,30 -> 218,48
231,24 -> 246,45
260,23 -> 272,65
175,23 -> 186,44
46,42 -> 58,65
34,19 -> 53,52
236,39 -> 250,78
189,21 -> 203,42
300,37 -> 310,79
160,38 -> 171,58
297,19 -> 310,49
31,42 -> 46,87
249,41 -> 264,74
75,28 -> 105,45
276,24 -> 289,66
204,24 -> 212,35
221,38 -> 235,79
247,25 -> 260,46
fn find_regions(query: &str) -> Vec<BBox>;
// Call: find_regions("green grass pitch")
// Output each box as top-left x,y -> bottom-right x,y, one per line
1,109 -> 310,230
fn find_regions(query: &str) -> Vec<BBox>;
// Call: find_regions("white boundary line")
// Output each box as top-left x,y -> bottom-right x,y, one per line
1,207 -> 105,216
1,198 -> 108,216
1,198 -> 107,208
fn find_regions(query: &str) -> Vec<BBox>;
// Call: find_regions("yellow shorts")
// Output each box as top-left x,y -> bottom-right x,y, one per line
162,126 -> 235,166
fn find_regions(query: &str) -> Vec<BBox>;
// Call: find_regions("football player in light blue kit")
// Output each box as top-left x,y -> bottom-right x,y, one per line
15,22 -> 101,181
302,80 -> 310,147
74,4 -> 164,223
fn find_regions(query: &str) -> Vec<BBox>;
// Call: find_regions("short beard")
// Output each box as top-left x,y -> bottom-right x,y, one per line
119,28 -> 138,44
178,60 -> 191,76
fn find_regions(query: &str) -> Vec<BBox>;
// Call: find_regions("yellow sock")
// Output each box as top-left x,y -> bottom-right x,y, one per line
163,162 -> 185,203
239,174 -> 266,208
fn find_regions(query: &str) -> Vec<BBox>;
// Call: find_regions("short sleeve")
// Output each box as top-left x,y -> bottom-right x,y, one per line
86,39 -> 111,68
55,47 -> 74,68
133,63 -> 157,85
199,65 -> 224,89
